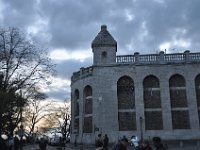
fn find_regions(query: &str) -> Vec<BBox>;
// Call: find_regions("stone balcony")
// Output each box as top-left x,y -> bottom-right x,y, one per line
116,50 -> 200,64
71,50 -> 200,83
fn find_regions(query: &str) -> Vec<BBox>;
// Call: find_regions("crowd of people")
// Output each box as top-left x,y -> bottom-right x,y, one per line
0,134 -> 24,150
95,134 -> 167,150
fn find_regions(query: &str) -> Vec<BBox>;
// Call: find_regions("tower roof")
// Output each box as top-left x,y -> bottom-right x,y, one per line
91,25 -> 117,48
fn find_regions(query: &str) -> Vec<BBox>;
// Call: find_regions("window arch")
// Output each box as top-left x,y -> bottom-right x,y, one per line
195,74 -> 200,124
74,89 -> 79,133
84,85 -> 92,114
169,74 -> 190,129
74,89 -> 79,116
195,74 -> 200,106
143,75 -> 163,130
117,76 -> 136,131
117,76 -> 135,109
143,75 -> 161,108
83,85 -> 93,133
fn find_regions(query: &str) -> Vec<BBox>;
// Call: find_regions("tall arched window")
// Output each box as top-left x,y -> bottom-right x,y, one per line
74,89 -> 79,133
169,74 -> 190,129
117,76 -> 136,131
83,85 -> 93,133
143,75 -> 163,130
75,89 -> 79,116
195,74 -> 200,124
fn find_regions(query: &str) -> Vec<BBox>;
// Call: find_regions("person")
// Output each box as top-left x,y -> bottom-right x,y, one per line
39,138 -> 47,150
14,136 -> 20,150
95,134 -> 103,150
138,140 -> 152,150
103,134 -> 109,150
152,137 -> 166,150
7,135 -> 14,150
130,135 -> 139,148
0,136 -> 7,150
112,136 -> 129,150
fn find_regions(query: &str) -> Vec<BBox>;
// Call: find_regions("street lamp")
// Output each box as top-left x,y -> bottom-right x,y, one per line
139,116 -> 143,142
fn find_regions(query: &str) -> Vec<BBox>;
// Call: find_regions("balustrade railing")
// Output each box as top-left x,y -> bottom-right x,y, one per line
116,51 -> 200,64
72,51 -> 200,82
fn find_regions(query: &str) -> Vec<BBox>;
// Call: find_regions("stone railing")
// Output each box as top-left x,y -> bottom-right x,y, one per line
116,50 -> 200,64
71,66 -> 93,82
72,51 -> 200,82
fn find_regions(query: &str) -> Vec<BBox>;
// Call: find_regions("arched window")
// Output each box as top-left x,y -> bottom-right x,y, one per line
75,89 -> 79,116
117,76 -> 135,109
169,74 -> 190,129
83,85 -> 93,133
84,85 -> 92,114
74,89 -> 79,133
195,74 -> 200,124
117,76 -> 136,131
143,75 -> 163,130
195,74 -> 200,106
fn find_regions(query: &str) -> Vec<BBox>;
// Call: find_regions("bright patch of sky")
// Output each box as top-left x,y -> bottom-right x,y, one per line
49,49 -> 92,62
0,1 -> 7,21
125,9 -> 135,22
40,76 -> 70,93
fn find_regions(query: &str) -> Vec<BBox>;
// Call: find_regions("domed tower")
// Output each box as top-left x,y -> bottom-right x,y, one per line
91,25 -> 117,66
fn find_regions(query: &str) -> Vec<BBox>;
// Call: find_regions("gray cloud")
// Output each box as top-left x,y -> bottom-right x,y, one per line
1,0 -> 200,101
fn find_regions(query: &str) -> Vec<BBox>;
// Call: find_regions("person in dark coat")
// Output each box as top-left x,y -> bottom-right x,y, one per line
39,138 -> 47,150
152,137 -> 166,150
14,136 -> 20,150
0,136 -> 7,150
103,134 -> 109,150
138,140 -> 153,150
95,134 -> 103,150
112,136 -> 129,150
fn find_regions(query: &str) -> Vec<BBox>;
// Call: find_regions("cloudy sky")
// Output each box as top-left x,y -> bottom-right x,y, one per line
1,0 -> 200,102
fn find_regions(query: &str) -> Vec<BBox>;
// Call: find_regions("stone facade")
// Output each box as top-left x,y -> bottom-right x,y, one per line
70,25 -> 200,145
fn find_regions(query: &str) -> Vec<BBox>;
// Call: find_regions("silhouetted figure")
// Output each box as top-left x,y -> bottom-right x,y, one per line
152,137 -> 166,150
95,134 -> 103,150
14,136 -> 20,150
103,134 -> 109,150
0,136 -> 7,150
39,138 -> 47,150
112,136 -> 128,150
138,140 -> 152,150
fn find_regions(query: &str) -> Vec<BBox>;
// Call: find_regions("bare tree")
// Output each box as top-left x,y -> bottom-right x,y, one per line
44,100 -> 71,139
0,27 -> 55,135
23,88 -> 51,135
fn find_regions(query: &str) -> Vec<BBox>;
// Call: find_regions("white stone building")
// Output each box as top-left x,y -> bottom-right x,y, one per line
70,25 -> 200,145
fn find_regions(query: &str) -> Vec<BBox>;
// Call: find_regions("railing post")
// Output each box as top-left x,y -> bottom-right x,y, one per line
134,52 -> 140,64
80,67 -> 84,75
159,51 -> 165,64
184,50 -> 190,63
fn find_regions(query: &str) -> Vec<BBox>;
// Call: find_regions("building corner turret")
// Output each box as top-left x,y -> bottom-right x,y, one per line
91,25 -> 117,66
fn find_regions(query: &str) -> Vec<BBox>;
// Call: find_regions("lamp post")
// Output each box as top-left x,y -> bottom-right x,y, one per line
139,116 -> 143,142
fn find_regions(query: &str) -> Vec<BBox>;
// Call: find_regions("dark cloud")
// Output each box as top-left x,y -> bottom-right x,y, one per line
54,58 -> 92,79
1,0 -> 200,101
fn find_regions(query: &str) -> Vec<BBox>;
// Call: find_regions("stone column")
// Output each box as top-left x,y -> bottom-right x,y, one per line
184,50 -> 190,63
159,51 -> 165,64
134,78 -> 145,138
186,76 -> 199,129
160,79 -> 172,130
134,52 -> 140,64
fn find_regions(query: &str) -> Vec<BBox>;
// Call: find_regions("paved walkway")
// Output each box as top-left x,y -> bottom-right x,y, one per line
23,143 -> 200,150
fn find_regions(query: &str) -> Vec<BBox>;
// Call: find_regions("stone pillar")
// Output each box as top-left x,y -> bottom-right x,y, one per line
134,78 -> 145,138
160,80 -> 172,130
159,51 -> 165,64
184,50 -> 190,63
134,52 -> 140,64
186,76 -> 199,129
